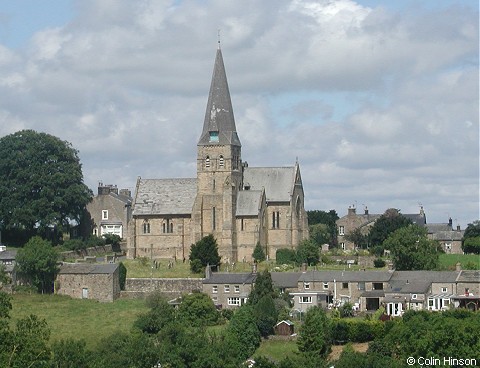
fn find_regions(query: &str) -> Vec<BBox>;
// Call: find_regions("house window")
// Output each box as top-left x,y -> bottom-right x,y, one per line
412,294 -> 417,300
212,285 -> 218,293
102,210 -> 108,220
241,218 -> 244,231
358,282 -> 365,291
341,242 -> 345,250
224,285 -> 230,293
373,283 -> 383,290
304,282 -> 310,290
228,297 -> 241,306
142,221 -> 150,234
205,156 -> 210,168
272,211 -> 280,229
323,282 -> 329,290
300,296 -> 312,304
339,226 -> 345,235
234,285 -> 240,293
342,282 -> 348,289
441,287 -> 447,293
162,219 -> 174,233
445,243 -> 452,251
219,155 -> 224,167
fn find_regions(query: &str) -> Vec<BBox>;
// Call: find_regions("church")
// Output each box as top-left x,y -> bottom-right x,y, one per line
126,45 -> 309,262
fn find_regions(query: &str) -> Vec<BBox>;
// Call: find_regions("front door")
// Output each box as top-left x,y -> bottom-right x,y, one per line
82,288 -> 88,299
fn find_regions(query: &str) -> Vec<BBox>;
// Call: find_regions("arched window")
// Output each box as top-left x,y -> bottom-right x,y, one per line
205,156 -> 210,168
143,221 -> 150,234
162,223 -> 166,233
170,222 -> 174,233
219,155 -> 224,168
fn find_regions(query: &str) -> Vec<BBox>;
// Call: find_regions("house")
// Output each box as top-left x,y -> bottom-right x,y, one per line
291,270 -> 393,313
86,183 -> 132,239
452,270 -> 480,311
336,206 -> 426,251
202,269 -> 256,309
274,320 -> 295,336
126,45 -> 309,263
55,263 -> 121,302
426,218 -> 464,254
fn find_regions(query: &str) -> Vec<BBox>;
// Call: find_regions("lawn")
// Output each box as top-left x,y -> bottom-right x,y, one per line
9,293 -> 148,349
438,254 -> 480,270
254,338 -> 299,362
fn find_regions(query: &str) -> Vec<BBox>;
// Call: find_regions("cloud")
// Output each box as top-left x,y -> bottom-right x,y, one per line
0,0 -> 477,227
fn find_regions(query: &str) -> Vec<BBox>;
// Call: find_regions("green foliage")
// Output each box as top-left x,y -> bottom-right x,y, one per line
373,258 -> 386,268
275,248 -> 296,265
118,262 -> 127,291
463,220 -> 480,239
344,228 -> 370,249
0,291 -> 12,319
384,225 -> 440,270
0,264 -> 10,285
224,305 -> 261,361
0,130 -> 92,237
253,242 -> 266,262
331,319 -> 384,344
103,234 -> 121,252
309,223 -> 331,246
339,302 -> 354,318
369,209 -> 412,248
134,292 -> 175,334
370,309 -> 480,362
297,306 -> 331,357
85,236 -> 105,248
462,236 -> 480,254
307,210 -> 339,246
254,295 -> 278,337
15,236 -> 59,293
248,269 -> 275,306
177,291 -> 219,327
189,234 -> 221,273
296,239 -> 319,265
50,338 -> 90,368
62,239 -> 87,252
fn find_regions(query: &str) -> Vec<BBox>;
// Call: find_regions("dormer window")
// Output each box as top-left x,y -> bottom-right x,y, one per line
205,156 -> 210,168
209,131 -> 219,142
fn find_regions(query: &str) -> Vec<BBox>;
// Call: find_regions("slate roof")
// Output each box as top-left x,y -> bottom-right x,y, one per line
0,249 -> 17,261
271,272 -> 302,288
456,270 -> 480,282
243,167 -> 296,202
426,223 -> 452,233
236,190 -> 263,216
198,47 -> 241,147
298,270 -> 393,282
430,230 -> 464,241
202,272 -> 257,284
58,263 -> 119,275
133,178 -> 197,216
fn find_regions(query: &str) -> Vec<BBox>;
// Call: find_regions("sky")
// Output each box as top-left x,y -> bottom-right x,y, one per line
0,0 -> 478,228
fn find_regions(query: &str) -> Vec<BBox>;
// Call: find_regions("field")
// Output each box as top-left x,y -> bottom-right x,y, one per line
9,293 -> 148,349
438,254 -> 480,270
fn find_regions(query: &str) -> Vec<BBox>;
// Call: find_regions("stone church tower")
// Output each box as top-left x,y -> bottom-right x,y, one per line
127,45 -> 309,262
192,45 -> 242,262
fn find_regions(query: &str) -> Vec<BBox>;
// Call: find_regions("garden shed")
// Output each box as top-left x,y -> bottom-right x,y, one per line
274,320 -> 295,336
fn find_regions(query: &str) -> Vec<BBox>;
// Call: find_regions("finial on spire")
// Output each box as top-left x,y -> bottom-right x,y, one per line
217,29 -> 221,49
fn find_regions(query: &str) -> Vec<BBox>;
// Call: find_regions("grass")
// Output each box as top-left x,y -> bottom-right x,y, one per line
9,293 -> 148,349
438,254 -> 480,270
254,338 -> 299,361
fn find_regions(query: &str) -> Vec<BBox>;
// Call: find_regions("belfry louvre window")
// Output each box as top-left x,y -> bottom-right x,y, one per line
205,156 -> 210,168
219,155 -> 224,167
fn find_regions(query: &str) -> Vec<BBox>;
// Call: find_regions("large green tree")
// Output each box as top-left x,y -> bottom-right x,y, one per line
307,210 -> 339,246
297,306 -> 332,358
0,130 -> 92,239
368,209 -> 412,252
189,234 -> 221,273
296,239 -> 320,266
384,225 -> 440,270
177,291 -> 219,327
462,220 -> 480,254
15,236 -> 59,293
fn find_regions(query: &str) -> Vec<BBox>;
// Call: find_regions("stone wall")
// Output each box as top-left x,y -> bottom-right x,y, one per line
60,245 -> 114,261
123,277 -> 204,299
329,256 -> 375,269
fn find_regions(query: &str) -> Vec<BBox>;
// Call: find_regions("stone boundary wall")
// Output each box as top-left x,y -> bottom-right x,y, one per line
60,245 -> 114,260
122,278 -> 204,300
329,255 -> 375,268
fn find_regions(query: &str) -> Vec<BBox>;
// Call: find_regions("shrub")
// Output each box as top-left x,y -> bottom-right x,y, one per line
63,239 -> 87,252
373,258 -> 386,268
276,248 -> 296,265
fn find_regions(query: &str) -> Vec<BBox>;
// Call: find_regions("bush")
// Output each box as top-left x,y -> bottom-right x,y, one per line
63,239 -> 87,252
331,320 -> 349,343
373,258 -> 386,268
276,248 -> 296,265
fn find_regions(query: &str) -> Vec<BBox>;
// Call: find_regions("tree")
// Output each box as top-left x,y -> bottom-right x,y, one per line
248,269 -> 275,306
307,210 -> 339,246
0,130 -> 92,239
309,223 -> 331,246
297,306 -> 331,358
189,234 -> 221,274
462,221 -> 480,254
254,294 -> 278,337
134,292 -> 175,334
15,236 -> 59,293
344,228 -> 370,249
118,262 -> 127,291
296,239 -> 319,266
368,209 -> 412,250
50,338 -> 90,368
384,225 -> 440,270
177,291 -> 219,327
252,242 -> 266,262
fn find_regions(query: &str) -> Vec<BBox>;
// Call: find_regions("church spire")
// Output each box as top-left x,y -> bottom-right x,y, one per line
198,46 -> 241,147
